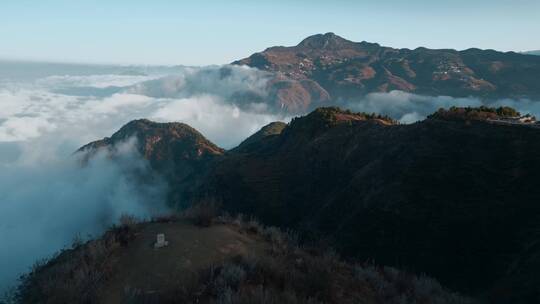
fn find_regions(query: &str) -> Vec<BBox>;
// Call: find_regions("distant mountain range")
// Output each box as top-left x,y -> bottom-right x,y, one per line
233,33 -> 540,112
522,50 -> 540,56
79,106 -> 540,303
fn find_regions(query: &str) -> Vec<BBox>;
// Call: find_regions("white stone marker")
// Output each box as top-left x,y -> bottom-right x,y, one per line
154,233 -> 169,248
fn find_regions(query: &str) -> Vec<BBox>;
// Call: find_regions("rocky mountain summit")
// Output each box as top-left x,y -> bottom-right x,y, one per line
234,33 -> 540,112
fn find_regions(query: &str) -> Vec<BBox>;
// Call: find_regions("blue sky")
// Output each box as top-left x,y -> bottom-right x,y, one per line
0,0 -> 538,65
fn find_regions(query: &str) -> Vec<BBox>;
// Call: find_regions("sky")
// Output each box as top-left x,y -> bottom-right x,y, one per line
0,0 -> 539,65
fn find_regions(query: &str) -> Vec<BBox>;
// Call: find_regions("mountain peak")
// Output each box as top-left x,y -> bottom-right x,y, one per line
235,33 -> 540,103
297,32 -> 353,49
305,107 -> 397,124
77,119 -> 224,164
234,121 -> 287,152
284,107 -> 396,139
112,119 -> 199,140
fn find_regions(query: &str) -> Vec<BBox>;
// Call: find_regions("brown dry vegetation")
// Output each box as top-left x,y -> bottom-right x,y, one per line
15,217 -> 139,304
14,209 -> 474,304
169,214 -> 475,304
235,32 -> 540,109
183,198 -> 222,227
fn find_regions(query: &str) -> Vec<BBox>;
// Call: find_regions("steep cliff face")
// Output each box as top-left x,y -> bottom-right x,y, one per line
234,33 -> 540,111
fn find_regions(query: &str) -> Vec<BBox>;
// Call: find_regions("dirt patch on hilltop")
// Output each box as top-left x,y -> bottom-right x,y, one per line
98,220 -> 267,303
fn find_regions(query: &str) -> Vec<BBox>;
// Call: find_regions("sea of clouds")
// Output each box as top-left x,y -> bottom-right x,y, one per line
1,61 -> 539,295
0,62 -> 288,295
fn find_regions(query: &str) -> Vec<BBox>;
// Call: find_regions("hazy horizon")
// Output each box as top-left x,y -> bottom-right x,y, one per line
2,0 -> 539,65
1,42 -> 539,67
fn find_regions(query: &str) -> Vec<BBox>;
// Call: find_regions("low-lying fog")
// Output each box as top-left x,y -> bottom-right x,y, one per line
0,61 -> 538,294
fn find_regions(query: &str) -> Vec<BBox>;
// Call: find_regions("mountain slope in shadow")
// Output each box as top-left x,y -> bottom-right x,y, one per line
76,107 -> 540,303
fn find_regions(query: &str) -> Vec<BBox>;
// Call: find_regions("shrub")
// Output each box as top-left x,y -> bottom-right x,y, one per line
353,264 -> 474,304
185,198 -> 221,227
16,224 -> 138,304
119,213 -> 139,228
17,210 -> 476,304
244,217 -> 263,234
151,213 -> 181,223
429,106 -> 521,122
0,288 -> 17,304
495,106 -> 520,117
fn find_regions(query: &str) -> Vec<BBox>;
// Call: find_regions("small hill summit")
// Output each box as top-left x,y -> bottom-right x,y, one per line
295,107 -> 398,125
297,32 -> 360,50
429,106 -> 537,124
78,119 -> 224,163
16,214 -> 474,304
77,119 -> 225,207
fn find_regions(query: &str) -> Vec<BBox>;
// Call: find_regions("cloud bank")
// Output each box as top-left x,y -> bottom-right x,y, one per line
342,90 -> 540,124
0,139 -> 167,294
0,64 -> 284,149
1,61 -> 540,295
0,63 -> 285,294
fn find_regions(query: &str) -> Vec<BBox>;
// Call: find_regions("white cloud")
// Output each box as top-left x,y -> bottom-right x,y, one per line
90,93 -> 153,114
0,138 -> 168,293
37,74 -> 157,89
344,91 -> 540,124
1,62 -> 540,295
0,116 -> 56,142
0,64 -> 284,294
150,94 -> 283,148
0,90 -> 30,119
342,90 -> 484,123
0,64 -> 283,148
127,65 -> 271,100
